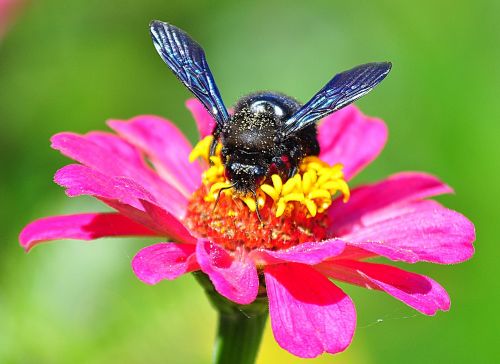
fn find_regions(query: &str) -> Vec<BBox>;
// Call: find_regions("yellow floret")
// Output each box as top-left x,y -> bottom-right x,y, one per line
189,135 -> 213,163
262,159 -> 350,218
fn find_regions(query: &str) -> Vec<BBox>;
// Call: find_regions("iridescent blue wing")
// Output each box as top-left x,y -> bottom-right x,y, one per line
281,62 -> 391,136
150,20 -> 229,127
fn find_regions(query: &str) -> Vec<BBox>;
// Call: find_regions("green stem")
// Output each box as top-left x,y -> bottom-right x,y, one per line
194,272 -> 269,364
213,307 -> 268,364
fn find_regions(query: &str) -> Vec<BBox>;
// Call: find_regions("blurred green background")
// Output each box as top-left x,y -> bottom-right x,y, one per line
1,0 -> 498,363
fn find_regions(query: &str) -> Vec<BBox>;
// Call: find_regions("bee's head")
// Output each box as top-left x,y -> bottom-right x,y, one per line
225,160 -> 267,193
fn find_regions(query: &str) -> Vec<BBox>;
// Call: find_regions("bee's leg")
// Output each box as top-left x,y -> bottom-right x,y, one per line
271,156 -> 289,180
252,189 -> 264,224
209,127 -> 221,165
212,184 -> 234,213
209,139 -> 218,165
286,143 -> 305,178
288,165 -> 298,179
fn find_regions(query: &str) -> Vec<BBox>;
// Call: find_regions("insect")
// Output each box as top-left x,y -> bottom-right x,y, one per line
150,20 -> 391,204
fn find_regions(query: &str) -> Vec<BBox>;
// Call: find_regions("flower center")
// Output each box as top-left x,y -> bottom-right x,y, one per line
184,136 -> 350,251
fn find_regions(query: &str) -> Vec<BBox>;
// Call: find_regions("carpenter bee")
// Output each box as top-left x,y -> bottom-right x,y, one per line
150,20 -> 391,201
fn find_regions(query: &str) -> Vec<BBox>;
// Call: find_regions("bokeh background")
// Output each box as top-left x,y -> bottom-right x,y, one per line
1,0 -> 498,363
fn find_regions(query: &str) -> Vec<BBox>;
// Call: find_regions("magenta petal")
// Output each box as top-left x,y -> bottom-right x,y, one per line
329,172 -> 453,236
196,239 -> 259,305
265,263 -> 356,358
51,132 -> 146,176
54,164 -> 154,210
139,200 -> 196,244
132,243 -> 198,284
320,260 -> 450,315
250,239 -> 345,265
51,132 -> 187,213
108,115 -> 202,196
19,213 -> 158,252
331,245 -> 377,261
318,105 -> 387,180
186,98 -> 216,138
54,164 -> 195,242
342,200 -> 475,264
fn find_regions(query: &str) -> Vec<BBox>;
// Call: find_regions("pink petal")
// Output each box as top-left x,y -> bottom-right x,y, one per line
331,245 -> 377,261
139,199 -> 196,244
319,260 -> 450,315
249,239 -> 345,265
55,164 -> 153,209
132,243 -> 198,284
318,105 -> 387,180
265,263 -> 356,358
196,239 -> 259,305
54,164 -> 196,243
186,98 -> 216,138
341,200 -> 475,264
329,172 -> 453,236
108,115 -> 202,196
19,213 -> 158,252
51,132 -> 187,215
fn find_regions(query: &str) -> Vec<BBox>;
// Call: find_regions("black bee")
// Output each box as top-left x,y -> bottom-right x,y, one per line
150,20 -> 391,200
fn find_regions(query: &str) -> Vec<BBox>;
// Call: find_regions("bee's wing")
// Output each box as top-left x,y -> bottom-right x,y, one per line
150,20 -> 229,127
281,62 -> 391,136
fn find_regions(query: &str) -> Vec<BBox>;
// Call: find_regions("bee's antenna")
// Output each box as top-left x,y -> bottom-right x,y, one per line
212,184 -> 236,213
251,189 -> 264,224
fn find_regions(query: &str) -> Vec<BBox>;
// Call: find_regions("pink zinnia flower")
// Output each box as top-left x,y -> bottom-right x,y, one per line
20,99 -> 475,358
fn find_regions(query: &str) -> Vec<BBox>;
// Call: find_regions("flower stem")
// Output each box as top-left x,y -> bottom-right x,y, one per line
213,306 -> 268,364
194,272 -> 269,364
